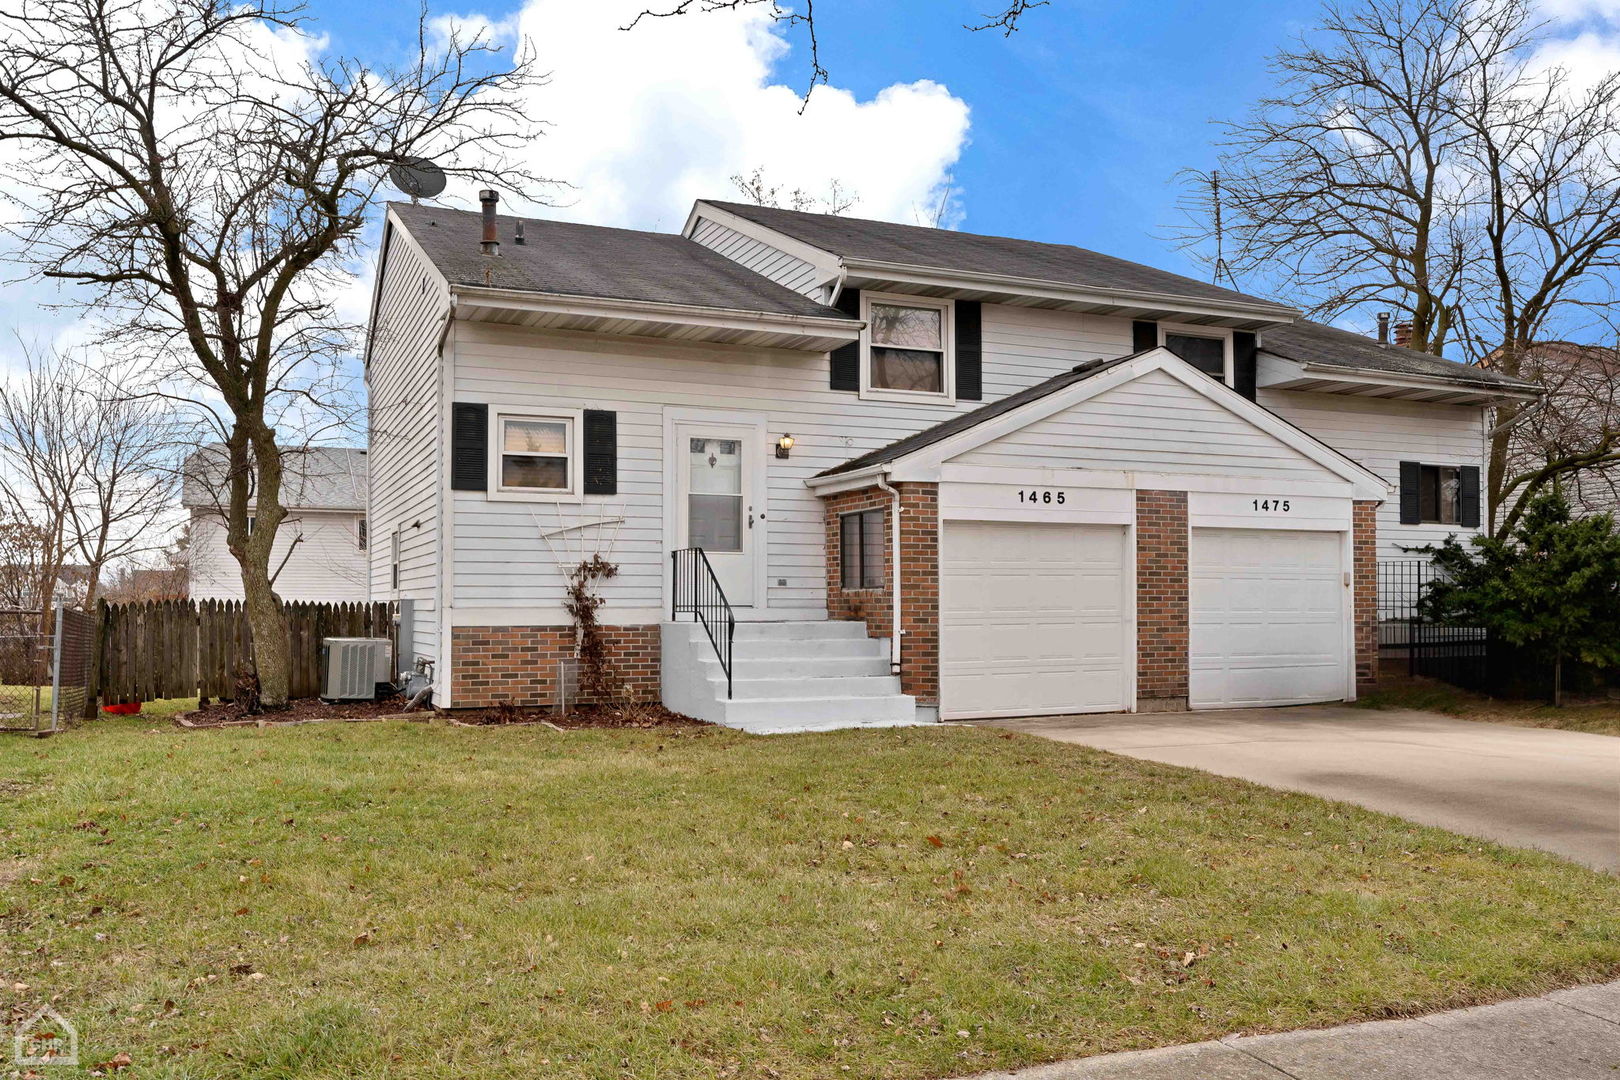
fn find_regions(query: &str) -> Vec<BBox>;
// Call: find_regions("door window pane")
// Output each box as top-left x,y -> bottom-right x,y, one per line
688,437 -> 743,551
1165,333 -> 1227,378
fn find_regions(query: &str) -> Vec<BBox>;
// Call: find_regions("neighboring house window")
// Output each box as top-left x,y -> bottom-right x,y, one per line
245,515 -> 255,536
390,529 -> 401,591
840,509 -> 884,589
489,410 -> 583,500
357,518 -> 368,551
1160,323 -> 1233,384
862,294 -> 953,402
1419,465 -> 1461,524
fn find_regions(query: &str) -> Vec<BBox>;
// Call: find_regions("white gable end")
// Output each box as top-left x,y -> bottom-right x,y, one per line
950,366 -> 1344,485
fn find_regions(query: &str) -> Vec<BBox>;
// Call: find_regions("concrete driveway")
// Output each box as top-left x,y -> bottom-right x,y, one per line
989,706 -> 1620,871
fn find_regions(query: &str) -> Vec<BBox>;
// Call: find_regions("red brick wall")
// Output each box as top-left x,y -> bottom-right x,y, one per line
823,488 -> 892,641
450,624 -> 660,708
896,483 -> 939,706
820,482 -> 940,706
1136,489 -> 1189,709
1353,500 -> 1379,692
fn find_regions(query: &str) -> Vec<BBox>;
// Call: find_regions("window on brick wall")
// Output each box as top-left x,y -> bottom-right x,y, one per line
840,509 -> 884,589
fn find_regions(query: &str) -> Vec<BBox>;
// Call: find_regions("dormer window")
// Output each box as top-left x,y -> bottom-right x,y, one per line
861,293 -> 954,403
1160,323 -> 1234,386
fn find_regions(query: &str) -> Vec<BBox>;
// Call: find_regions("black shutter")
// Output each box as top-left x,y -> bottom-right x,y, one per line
954,300 -> 983,401
1458,465 -> 1481,528
1399,460 -> 1421,525
1132,320 -> 1158,353
829,288 -> 861,391
451,402 -> 488,492
583,409 -> 617,495
1233,331 -> 1258,400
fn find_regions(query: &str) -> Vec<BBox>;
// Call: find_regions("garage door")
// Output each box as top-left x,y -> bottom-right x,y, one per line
1189,528 -> 1346,709
941,521 -> 1128,720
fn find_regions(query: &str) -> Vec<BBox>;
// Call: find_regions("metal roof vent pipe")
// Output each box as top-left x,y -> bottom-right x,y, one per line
479,189 -> 501,256
514,220 -> 526,246
1376,312 -> 1390,346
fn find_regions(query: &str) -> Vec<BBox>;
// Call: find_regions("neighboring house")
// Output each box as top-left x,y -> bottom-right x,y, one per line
1483,341 -> 1620,521
182,446 -> 370,604
364,195 -> 1537,730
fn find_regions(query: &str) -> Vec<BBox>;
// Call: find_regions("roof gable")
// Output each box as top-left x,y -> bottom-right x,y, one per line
809,349 -> 1388,500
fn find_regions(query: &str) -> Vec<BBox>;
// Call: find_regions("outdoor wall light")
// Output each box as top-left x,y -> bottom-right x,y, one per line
776,433 -> 795,459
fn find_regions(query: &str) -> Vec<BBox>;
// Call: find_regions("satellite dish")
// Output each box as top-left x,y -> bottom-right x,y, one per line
387,157 -> 447,201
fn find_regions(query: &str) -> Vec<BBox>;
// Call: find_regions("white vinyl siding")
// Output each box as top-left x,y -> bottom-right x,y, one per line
188,509 -> 369,603
365,219 -> 448,663
1257,389 -> 1485,559
957,368 -> 1334,482
687,218 -> 825,297
447,312 -> 1141,623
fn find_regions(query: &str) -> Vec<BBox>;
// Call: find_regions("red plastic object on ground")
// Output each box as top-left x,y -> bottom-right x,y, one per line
102,702 -> 142,715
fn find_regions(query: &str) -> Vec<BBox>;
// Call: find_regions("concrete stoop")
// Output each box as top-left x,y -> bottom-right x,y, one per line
661,620 -> 922,734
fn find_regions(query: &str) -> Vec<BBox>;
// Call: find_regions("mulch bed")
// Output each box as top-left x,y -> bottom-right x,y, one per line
174,696 -> 705,731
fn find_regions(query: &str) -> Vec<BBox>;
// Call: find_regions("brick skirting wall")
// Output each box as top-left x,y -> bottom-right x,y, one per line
1136,489 -> 1189,710
1353,500 -> 1379,692
824,487 -> 893,641
821,482 -> 940,706
450,625 -> 660,708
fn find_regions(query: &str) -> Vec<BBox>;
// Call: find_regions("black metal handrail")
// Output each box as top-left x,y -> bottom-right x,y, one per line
671,548 -> 736,698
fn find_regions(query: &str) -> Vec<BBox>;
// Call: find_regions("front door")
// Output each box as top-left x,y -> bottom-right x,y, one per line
675,422 -> 761,607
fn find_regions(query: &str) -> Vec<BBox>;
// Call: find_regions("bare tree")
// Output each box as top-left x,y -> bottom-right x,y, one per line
730,166 -> 858,215
625,1 -> 1047,101
0,0 -> 542,705
0,348 -> 176,621
1178,0 -> 1620,534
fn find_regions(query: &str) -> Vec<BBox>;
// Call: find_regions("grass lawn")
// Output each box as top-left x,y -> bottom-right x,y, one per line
2,718 -> 1618,1079
1358,676 -> 1620,736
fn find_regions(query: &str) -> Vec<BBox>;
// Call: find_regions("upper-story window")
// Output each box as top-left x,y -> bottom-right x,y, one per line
862,293 -> 954,404
1160,323 -> 1233,386
1418,464 -> 1461,524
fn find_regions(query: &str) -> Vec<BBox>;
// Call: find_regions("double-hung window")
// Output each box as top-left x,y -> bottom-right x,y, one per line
1418,464 -> 1461,524
863,294 -> 953,401
840,509 -> 884,590
491,411 -> 581,500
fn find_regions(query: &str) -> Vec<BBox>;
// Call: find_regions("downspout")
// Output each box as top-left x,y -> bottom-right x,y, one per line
875,468 -> 903,676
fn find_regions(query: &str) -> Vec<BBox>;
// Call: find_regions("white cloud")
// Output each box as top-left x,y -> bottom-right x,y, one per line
469,0 -> 971,230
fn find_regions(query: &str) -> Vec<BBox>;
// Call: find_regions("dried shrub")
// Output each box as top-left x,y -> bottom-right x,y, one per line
564,555 -> 622,705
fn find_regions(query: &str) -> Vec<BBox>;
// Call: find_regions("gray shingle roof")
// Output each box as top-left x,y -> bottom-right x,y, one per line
182,446 -> 368,512
701,201 -> 1288,311
1261,320 -> 1539,391
389,203 -> 851,321
818,354 -> 1144,476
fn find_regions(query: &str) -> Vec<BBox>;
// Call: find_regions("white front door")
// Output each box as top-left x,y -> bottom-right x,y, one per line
675,422 -> 761,607
940,521 -> 1130,720
1189,528 -> 1347,709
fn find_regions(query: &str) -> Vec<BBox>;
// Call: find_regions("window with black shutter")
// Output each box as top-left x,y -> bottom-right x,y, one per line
840,509 -> 884,589
1399,461 -> 1479,526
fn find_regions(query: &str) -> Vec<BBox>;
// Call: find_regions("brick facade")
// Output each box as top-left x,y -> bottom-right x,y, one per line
1135,489 -> 1190,710
450,624 -> 660,708
821,482 -> 940,706
1353,500 -> 1379,692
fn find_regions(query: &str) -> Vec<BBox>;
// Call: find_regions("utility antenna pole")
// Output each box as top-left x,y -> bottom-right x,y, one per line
1211,171 -> 1233,286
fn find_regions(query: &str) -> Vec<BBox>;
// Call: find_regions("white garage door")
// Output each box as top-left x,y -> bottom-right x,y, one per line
1189,528 -> 1347,709
941,521 -> 1128,720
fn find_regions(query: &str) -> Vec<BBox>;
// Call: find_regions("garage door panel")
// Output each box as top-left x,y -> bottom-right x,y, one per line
942,521 -> 1128,720
1190,528 -> 1347,710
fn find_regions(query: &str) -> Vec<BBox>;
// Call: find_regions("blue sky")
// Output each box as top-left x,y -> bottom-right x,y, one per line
306,0 -> 1314,285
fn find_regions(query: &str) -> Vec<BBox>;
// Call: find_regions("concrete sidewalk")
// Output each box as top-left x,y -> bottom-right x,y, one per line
960,980 -> 1620,1079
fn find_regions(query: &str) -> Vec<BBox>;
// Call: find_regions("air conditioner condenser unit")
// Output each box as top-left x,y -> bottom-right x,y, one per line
322,637 -> 394,701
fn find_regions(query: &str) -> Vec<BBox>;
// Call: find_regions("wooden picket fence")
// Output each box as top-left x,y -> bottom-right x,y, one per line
95,599 -> 394,706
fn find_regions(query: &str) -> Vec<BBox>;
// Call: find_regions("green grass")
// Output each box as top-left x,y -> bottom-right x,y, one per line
2,720 -> 1618,1079
1358,676 -> 1620,736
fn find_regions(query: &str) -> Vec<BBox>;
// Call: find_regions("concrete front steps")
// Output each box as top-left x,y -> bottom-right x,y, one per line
660,620 -> 922,734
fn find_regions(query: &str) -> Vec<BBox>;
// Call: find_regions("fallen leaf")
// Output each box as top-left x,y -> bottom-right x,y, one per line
926,836 -> 944,848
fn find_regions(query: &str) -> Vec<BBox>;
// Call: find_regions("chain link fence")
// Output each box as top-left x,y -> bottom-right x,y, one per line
0,605 -> 95,735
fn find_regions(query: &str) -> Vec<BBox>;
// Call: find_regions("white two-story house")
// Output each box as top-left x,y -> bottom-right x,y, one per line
364,194 -> 1537,731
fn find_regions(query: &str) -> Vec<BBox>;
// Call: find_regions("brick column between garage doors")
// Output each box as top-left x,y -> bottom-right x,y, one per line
1136,489 -> 1189,711
1353,500 -> 1379,692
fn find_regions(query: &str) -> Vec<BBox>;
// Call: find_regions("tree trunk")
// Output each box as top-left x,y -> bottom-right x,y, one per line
240,553 -> 289,707
1553,648 -> 1564,708
224,418 -> 292,708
